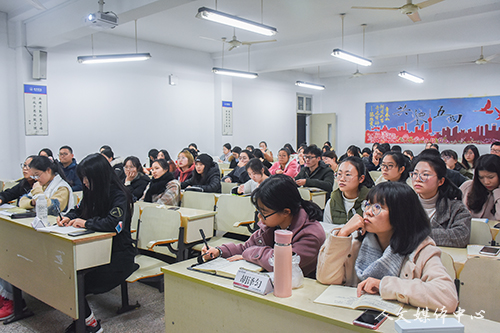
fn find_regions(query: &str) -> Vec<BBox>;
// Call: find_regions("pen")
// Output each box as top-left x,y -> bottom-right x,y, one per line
199,229 -> 212,259
57,206 -> 65,226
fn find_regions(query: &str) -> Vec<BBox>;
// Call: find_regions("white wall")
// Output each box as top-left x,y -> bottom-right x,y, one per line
320,65 -> 500,157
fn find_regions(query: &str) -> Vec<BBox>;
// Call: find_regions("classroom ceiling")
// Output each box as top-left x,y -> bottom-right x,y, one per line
2,0 -> 500,78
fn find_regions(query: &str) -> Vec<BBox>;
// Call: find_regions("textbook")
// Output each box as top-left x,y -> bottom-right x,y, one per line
314,285 -> 402,316
191,257 -> 263,278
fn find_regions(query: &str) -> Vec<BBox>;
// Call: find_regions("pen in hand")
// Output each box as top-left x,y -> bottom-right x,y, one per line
199,229 -> 212,260
57,206 -> 66,226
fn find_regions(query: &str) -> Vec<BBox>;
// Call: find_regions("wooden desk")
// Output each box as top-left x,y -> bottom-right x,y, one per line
0,214 -> 113,332
162,259 -> 500,332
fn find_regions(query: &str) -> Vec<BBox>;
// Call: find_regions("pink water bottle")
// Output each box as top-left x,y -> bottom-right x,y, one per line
273,230 -> 293,298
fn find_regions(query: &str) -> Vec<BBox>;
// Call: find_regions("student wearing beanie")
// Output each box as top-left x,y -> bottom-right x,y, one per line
181,154 -> 221,193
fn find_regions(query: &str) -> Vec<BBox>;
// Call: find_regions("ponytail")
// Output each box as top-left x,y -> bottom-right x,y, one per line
300,199 -> 323,221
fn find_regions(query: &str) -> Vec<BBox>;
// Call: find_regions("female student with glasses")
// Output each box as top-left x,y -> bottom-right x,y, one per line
202,174 -> 326,278
323,156 -> 374,227
374,151 -> 411,186
317,182 -> 458,312
411,154 -> 471,248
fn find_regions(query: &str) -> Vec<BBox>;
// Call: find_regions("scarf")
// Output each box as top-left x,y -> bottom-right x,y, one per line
177,164 -> 195,183
144,171 -> 174,202
355,233 -> 405,281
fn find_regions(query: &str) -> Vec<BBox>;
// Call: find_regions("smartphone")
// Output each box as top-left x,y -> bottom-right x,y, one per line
68,230 -> 95,237
479,246 -> 500,256
353,309 -> 388,330
168,207 -> 180,211
11,212 -> 36,219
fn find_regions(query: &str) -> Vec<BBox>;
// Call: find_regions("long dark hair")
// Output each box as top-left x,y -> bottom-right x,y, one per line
467,154 -> 500,214
147,149 -> 158,167
38,148 -> 53,158
283,143 -> 296,154
77,153 -> 132,222
251,174 -> 322,221
381,151 -> 410,182
341,156 -> 375,189
366,182 -> 431,255
191,154 -> 213,185
158,149 -> 171,161
29,155 -> 69,183
124,156 -> 144,175
413,154 -> 462,207
462,145 -> 480,170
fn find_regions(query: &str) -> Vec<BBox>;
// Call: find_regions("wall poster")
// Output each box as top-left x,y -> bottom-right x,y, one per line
365,96 -> 500,144
24,84 -> 48,136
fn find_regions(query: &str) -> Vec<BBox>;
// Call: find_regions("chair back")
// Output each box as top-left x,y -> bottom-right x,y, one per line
470,219 -> 493,245
440,251 -> 456,280
136,206 -> 181,250
459,257 -> 500,321
215,194 -> 255,235
220,181 -> 237,194
181,191 -> 216,211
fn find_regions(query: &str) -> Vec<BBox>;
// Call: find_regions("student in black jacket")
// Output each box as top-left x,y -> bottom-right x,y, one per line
0,156 -> 36,206
181,154 -> 221,193
123,156 -> 150,201
58,153 -> 137,333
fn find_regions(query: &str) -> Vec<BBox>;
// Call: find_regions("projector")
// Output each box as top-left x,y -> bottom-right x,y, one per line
86,12 -> 118,29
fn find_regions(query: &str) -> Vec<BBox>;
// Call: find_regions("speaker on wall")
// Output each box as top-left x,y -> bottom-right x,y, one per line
33,50 -> 47,80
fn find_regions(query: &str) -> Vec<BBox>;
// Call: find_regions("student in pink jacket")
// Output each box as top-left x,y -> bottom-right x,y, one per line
269,148 -> 299,178
202,174 -> 325,277
317,182 -> 458,312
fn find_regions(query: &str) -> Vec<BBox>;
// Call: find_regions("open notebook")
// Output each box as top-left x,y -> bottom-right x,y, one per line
191,257 -> 263,278
314,285 -> 402,316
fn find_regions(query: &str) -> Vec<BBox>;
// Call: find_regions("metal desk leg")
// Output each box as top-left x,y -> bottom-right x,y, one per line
3,286 -> 34,325
75,270 -> 86,333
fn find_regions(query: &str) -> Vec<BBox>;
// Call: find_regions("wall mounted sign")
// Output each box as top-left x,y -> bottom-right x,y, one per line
365,96 -> 500,144
222,101 -> 233,136
24,84 -> 48,136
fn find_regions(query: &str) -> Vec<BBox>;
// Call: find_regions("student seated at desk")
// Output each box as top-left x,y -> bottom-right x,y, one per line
181,154 -> 221,193
374,151 -> 411,186
252,149 -> 272,169
0,156 -> 37,320
323,157 -> 373,227
269,148 -> 299,178
141,159 -> 180,206
460,154 -> 500,220
317,182 -> 459,312
19,156 -> 74,214
123,156 -> 150,202
202,174 -> 326,278
57,153 -> 137,333
222,150 -> 254,184
295,145 -> 335,200
174,149 -> 195,182
235,158 -> 269,195
411,153 -> 471,248
0,156 -> 36,206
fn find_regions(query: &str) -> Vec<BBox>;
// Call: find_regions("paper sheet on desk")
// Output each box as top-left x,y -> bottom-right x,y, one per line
35,225 -> 86,234
0,207 -> 27,216
0,203 -> 16,209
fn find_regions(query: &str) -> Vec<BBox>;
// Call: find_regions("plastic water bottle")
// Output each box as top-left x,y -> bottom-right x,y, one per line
273,229 -> 293,298
36,194 -> 48,226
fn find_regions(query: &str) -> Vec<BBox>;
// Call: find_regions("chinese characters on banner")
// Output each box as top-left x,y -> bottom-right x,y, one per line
24,84 -> 48,136
365,96 -> 500,144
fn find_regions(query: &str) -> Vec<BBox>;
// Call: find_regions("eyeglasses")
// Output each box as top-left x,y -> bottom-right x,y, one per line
409,171 -> 436,182
491,149 -> 500,154
59,152 -> 69,157
464,151 -> 475,156
258,210 -> 278,220
124,166 -> 136,170
304,155 -> 318,161
20,163 -> 29,169
334,172 -> 355,181
30,175 -> 40,180
362,200 -> 383,216
380,164 -> 395,171
177,156 -> 188,161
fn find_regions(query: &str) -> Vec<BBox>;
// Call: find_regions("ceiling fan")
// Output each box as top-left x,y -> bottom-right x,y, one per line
473,46 -> 499,65
350,68 -> 387,79
201,29 -> 276,51
26,0 -> 46,10
352,0 -> 445,23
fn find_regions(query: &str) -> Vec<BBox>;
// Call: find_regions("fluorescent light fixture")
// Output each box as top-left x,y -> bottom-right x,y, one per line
77,53 -> 151,64
197,7 -> 277,36
295,81 -> 325,90
212,67 -> 258,79
398,71 -> 424,83
331,48 -> 372,66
